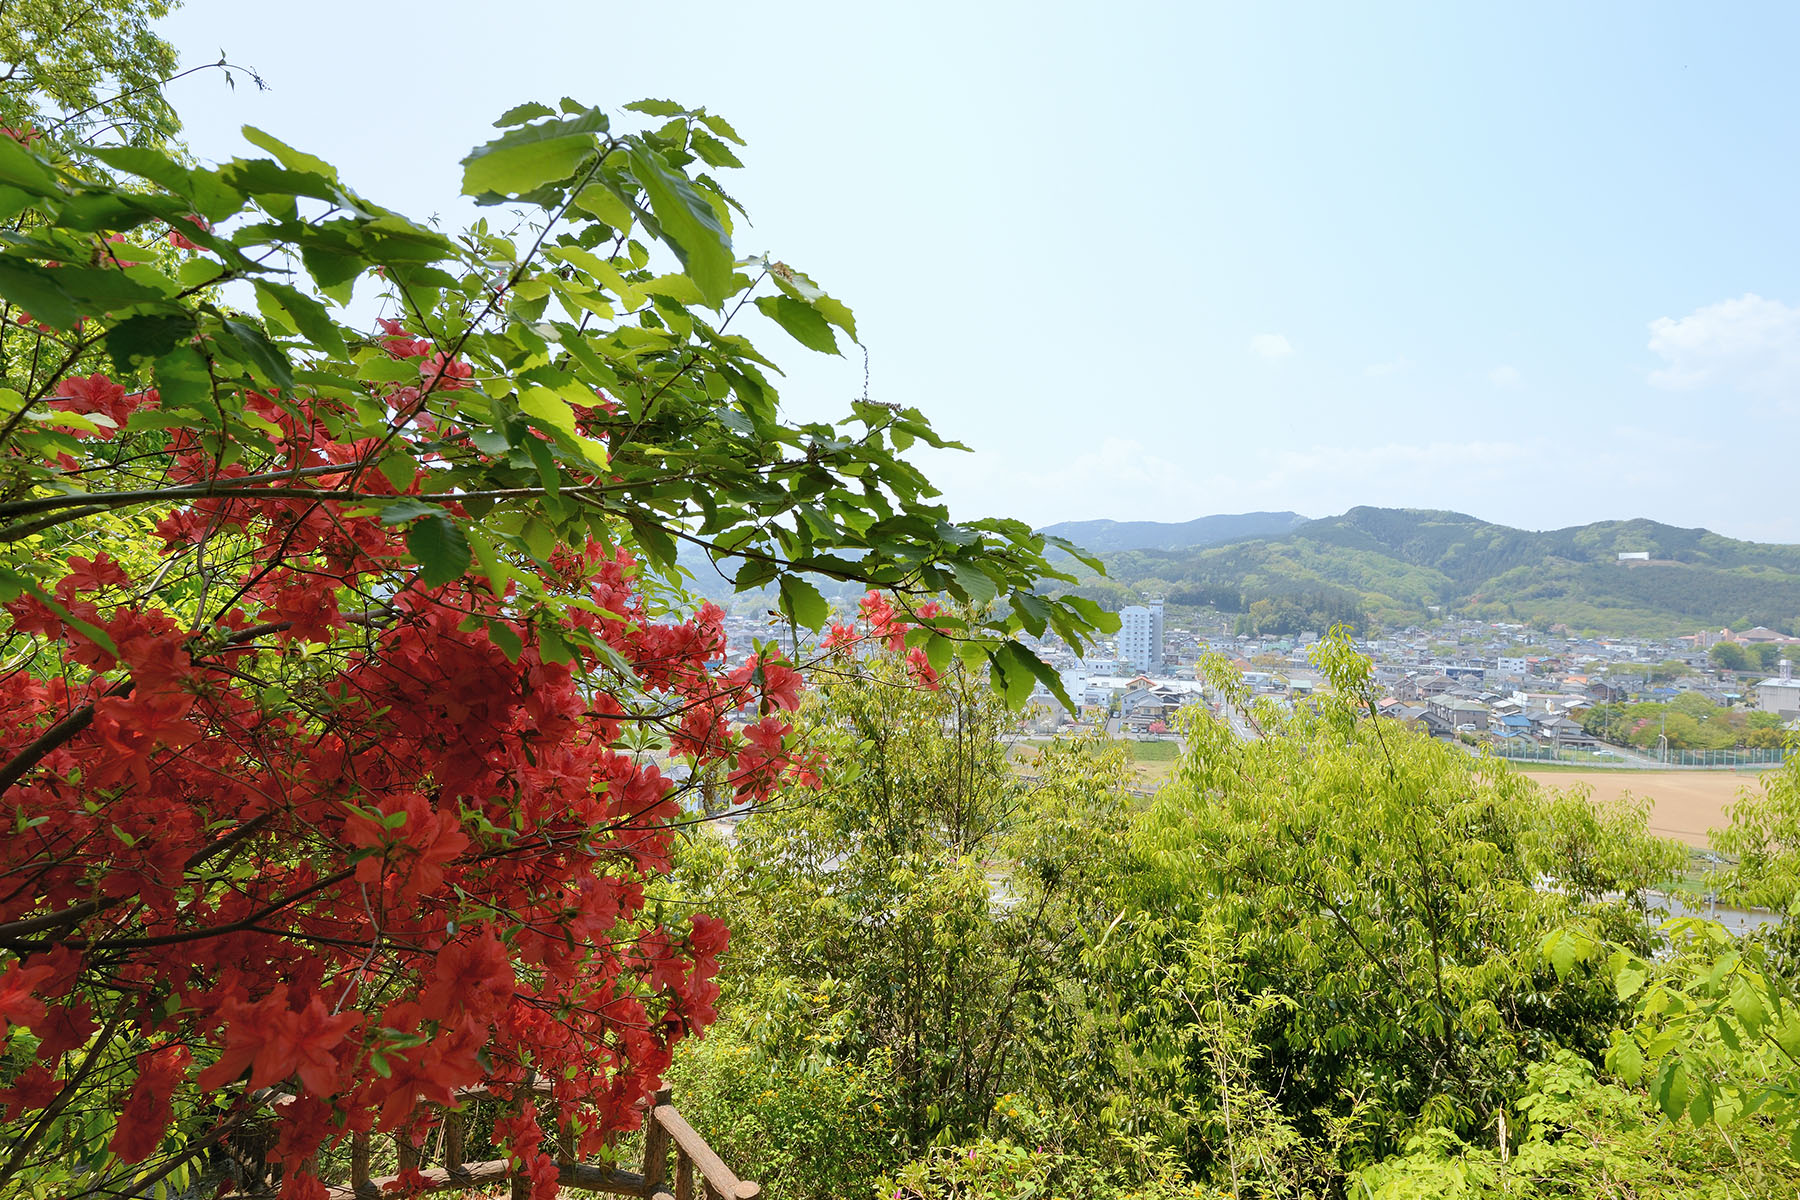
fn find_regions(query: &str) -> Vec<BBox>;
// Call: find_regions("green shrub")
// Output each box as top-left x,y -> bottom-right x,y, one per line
666,1007 -> 902,1200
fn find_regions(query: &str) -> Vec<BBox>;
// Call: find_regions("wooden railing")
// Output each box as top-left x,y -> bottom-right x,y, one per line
309,1083 -> 757,1200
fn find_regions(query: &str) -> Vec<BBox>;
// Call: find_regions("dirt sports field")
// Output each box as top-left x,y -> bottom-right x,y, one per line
1520,769 -> 1773,848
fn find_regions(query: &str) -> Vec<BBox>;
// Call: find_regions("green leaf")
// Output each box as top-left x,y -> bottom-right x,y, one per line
89,145 -> 194,195
1652,1059 -> 1690,1122
219,319 -> 294,392
1002,641 -> 1075,711
151,346 -> 212,414
626,145 -> 733,306
495,102 -> 557,127
488,619 -> 524,662
1615,963 -> 1648,1002
407,515 -> 471,587
517,387 -> 592,458
571,184 -> 633,230
242,126 -> 342,182
0,261 -> 78,328
778,576 -> 829,630
952,561 -> 1000,608
640,273 -> 705,306
0,136 -> 60,195
992,643 -> 1041,710
1688,1082 -> 1714,1126
461,109 -> 609,198
377,498 -> 446,525
699,113 -> 745,145
925,633 -> 955,674
1610,1033 -> 1644,1084
689,129 -> 744,169
1545,930 -> 1577,981
1010,590 -> 1051,639
1730,976 -> 1767,1036
626,99 -> 688,118
106,313 -> 197,374
377,451 -> 417,491
754,295 -> 838,355
252,280 -> 349,358
810,293 -> 858,342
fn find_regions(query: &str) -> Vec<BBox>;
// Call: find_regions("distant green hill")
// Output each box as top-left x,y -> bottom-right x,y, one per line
1061,507 -> 1800,637
1039,511 -> 1308,553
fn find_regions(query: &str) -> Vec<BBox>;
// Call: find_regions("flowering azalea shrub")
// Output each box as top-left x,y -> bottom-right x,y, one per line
0,403 -> 823,1197
0,90 -> 1111,1199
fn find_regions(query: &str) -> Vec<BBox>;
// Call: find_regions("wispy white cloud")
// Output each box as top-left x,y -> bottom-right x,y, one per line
1487,365 -> 1521,388
1647,293 -> 1800,393
1248,333 -> 1293,361
1365,356 -> 1411,377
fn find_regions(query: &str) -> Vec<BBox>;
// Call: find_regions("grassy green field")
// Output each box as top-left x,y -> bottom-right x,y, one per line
1126,739 -> 1180,763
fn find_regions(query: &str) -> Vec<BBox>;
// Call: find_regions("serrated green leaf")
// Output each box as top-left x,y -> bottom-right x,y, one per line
0,261 -> 77,328
495,101 -> 556,127
89,144 -> 194,195
925,633 -> 955,674
377,451 -> 417,491
151,345 -> 211,414
219,318 -> 294,392
378,497 -> 446,525
407,514 -> 470,586
252,279 -> 349,358
1610,1033 -> 1643,1083
626,145 -> 733,306
689,129 -> 744,169
242,126 -> 341,182
106,313 -> 197,374
699,113 -> 745,145
626,99 -> 688,118
571,184 -> 633,230
1689,1082 -> 1714,1126
488,619 -> 524,662
0,135 -> 60,194
992,643 -> 1039,710
952,561 -> 999,608
778,576 -> 829,630
1652,1059 -> 1689,1122
754,295 -> 838,355
462,109 -> 609,198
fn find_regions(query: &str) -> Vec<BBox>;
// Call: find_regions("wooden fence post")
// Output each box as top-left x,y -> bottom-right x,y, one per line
643,1086 -> 673,1195
443,1109 -> 466,1176
349,1131 -> 370,1197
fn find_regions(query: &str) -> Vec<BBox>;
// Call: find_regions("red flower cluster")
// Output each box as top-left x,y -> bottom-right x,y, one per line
49,373 -> 157,437
824,591 -> 948,690
0,371 -> 824,1196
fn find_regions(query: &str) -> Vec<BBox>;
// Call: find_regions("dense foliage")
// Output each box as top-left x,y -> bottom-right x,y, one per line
1582,694 -> 1787,751
8,14 -> 1800,1200
1709,639 -> 1787,673
675,608 -> 1141,1196
0,44 -> 1114,1199
663,632 -> 1796,1199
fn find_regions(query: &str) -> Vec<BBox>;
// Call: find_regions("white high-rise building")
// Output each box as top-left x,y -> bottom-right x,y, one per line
1118,602 -> 1164,675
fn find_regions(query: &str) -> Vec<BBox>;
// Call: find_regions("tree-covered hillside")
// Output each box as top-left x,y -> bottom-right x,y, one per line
1058,507 -> 1800,635
1037,511 -> 1308,553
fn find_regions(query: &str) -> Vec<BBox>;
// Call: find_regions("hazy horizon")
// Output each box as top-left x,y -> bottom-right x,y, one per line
155,2 -> 1800,543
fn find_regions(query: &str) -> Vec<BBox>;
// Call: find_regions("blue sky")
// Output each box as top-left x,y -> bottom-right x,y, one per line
157,2 -> 1800,541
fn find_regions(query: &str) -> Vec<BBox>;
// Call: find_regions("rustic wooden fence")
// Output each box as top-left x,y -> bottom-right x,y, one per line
306,1083 -> 756,1200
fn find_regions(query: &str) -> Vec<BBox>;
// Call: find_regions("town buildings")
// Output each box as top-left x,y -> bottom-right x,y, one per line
1756,661 -> 1800,719
1117,602 -> 1165,675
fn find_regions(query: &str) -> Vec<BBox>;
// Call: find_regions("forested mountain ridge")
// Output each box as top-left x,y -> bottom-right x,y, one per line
1037,511 -> 1308,552
1059,507 -> 1800,636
